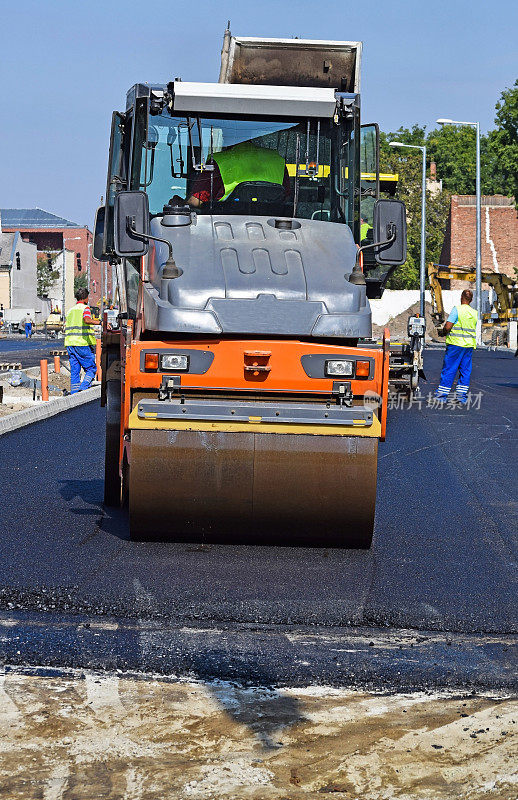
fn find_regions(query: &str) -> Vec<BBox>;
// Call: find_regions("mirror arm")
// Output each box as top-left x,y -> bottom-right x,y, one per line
349,227 -> 397,286
356,230 -> 396,262
126,217 -> 182,278
127,217 -> 172,258
334,175 -> 348,198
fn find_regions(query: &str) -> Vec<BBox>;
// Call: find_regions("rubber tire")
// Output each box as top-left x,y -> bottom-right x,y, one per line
121,453 -> 130,510
103,376 -> 122,506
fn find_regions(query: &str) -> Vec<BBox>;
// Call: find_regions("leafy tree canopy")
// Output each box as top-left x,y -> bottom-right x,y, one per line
484,79 -> 518,201
379,126 -> 450,289
74,273 -> 88,293
379,80 -> 517,289
36,251 -> 60,298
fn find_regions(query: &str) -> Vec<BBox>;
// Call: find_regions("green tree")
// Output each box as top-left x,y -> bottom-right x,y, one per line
423,81 -> 517,199
37,251 -> 60,297
74,273 -> 88,294
379,126 -> 450,289
427,125 -> 481,194
374,80 -> 517,289
484,79 -> 518,201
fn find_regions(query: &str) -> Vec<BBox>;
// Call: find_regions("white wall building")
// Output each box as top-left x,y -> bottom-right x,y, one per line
0,227 -> 38,312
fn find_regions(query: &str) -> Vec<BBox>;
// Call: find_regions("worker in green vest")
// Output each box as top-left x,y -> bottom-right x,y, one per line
170,141 -> 291,207
64,288 -> 98,394
360,217 -> 372,243
435,289 -> 478,406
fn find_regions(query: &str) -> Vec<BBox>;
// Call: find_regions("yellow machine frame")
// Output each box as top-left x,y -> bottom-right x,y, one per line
427,263 -> 518,326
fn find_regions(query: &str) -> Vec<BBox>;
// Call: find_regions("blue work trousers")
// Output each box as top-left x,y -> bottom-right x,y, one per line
438,344 -> 474,398
25,323 -> 32,338
68,345 -> 97,394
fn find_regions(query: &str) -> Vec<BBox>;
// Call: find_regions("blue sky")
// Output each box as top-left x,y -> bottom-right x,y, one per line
1,0 -> 516,226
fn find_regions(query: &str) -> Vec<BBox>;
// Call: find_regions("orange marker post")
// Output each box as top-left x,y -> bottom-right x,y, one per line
53,355 -> 60,373
95,339 -> 101,381
40,359 -> 49,402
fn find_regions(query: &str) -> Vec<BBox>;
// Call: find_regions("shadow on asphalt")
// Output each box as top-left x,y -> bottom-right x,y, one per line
59,478 -> 104,507
58,478 -> 371,551
97,507 -> 371,548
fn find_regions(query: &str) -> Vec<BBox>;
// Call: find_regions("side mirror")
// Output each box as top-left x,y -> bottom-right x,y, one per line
93,206 -> 110,261
114,190 -> 150,257
146,125 -> 159,149
373,199 -> 407,266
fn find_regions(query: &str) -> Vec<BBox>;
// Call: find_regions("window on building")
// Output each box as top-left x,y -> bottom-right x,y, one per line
76,252 -> 82,271
16,252 -> 21,270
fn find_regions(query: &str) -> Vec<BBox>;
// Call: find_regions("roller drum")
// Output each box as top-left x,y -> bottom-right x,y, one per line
129,428 -> 377,548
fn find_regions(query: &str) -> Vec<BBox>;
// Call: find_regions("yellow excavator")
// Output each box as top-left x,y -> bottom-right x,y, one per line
428,262 -> 518,327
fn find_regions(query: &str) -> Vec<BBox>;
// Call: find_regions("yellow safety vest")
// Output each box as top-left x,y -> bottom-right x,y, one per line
64,303 -> 96,347
445,304 -> 478,348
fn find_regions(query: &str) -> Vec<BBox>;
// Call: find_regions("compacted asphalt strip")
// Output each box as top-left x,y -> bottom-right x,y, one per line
0,337 -> 65,369
0,348 -> 516,689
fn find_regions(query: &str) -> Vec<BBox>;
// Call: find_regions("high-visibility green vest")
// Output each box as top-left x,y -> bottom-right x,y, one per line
445,304 -> 478,348
360,222 -> 372,241
212,143 -> 285,201
65,303 -> 96,347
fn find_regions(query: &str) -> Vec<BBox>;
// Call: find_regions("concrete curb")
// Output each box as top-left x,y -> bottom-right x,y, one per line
0,386 -> 100,437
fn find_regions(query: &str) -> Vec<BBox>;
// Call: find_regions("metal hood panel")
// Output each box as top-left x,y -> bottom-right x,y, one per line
144,214 -> 371,338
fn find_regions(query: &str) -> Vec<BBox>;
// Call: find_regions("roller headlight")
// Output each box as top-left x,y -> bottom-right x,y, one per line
161,354 -> 189,371
325,359 -> 354,377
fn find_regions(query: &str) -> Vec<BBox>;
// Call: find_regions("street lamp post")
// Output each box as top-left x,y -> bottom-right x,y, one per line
389,141 -> 427,317
437,118 -> 482,345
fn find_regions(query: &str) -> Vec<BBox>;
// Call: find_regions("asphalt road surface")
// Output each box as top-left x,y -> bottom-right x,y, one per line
0,348 -> 516,690
0,337 -> 65,368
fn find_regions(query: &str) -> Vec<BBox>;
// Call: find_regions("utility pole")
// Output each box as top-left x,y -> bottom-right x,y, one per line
87,242 -> 92,290
61,244 -> 66,318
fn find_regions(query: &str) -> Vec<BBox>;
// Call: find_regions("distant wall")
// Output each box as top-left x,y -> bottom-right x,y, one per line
47,249 -> 75,314
370,289 -> 462,327
440,195 -> 518,288
11,237 -> 38,310
7,226 -> 110,307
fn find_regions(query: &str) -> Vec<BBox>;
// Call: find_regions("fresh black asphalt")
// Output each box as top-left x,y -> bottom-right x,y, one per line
0,337 -> 65,368
0,348 -> 516,689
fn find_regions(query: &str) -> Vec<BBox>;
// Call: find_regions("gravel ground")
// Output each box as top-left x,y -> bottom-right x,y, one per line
1,668 -> 516,800
371,302 -> 513,348
372,301 -> 441,342
0,366 -> 70,417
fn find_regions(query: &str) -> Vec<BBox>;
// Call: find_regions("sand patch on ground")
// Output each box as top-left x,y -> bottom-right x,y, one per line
0,366 -> 71,417
0,669 -> 516,799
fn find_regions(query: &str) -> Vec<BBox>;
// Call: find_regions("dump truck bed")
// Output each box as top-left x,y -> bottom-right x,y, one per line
219,34 -> 362,92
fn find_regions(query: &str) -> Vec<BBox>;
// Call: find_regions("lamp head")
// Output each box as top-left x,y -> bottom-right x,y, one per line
436,118 -> 453,125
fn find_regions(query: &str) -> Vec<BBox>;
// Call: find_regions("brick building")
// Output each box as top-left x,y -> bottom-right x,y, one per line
0,208 -> 112,308
440,195 -> 518,288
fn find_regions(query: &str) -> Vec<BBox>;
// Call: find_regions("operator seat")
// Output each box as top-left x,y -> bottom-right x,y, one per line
223,181 -> 287,204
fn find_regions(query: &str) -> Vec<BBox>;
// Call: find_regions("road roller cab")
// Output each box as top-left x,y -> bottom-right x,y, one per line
95,33 -> 407,547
